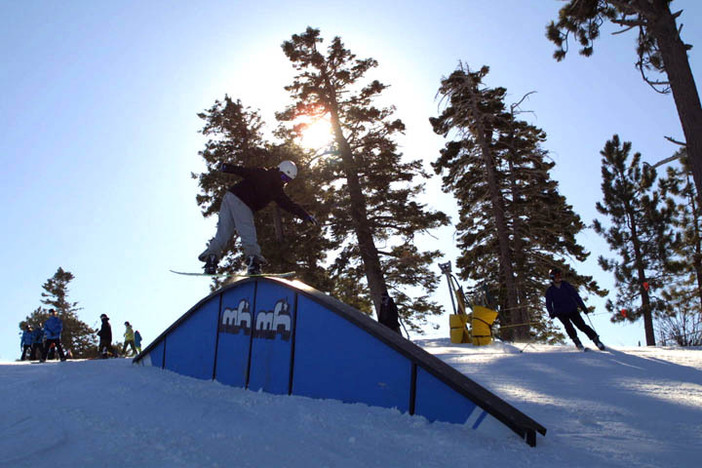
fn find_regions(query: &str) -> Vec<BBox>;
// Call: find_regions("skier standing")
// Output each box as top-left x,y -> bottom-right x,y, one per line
20,325 -> 33,360
41,310 -> 66,362
30,325 -> 44,360
379,292 -> 402,335
545,268 -> 606,351
122,322 -> 138,357
134,330 -> 143,354
97,314 -> 114,358
199,160 -> 317,275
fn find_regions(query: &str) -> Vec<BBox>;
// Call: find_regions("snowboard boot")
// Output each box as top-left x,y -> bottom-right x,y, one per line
246,255 -> 262,275
594,339 -> 606,351
575,342 -> 585,351
204,254 -> 218,275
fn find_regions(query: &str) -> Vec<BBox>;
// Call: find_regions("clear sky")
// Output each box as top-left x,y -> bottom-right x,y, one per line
2,0 -> 701,360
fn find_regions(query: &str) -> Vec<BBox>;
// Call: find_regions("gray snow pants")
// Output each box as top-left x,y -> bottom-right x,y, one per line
201,192 -> 262,261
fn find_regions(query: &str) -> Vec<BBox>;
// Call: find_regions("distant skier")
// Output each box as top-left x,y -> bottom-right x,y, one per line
198,160 -> 317,275
41,310 -> 66,362
545,268 -> 605,351
122,322 -> 138,357
97,314 -> 114,358
134,330 -> 143,354
20,325 -> 33,360
30,325 -> 44,360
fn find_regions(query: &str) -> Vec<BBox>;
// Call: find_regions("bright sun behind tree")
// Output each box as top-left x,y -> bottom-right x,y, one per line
297,116 -> 333,151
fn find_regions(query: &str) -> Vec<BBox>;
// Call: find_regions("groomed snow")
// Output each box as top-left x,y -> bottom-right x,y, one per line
1,341 -> 700,467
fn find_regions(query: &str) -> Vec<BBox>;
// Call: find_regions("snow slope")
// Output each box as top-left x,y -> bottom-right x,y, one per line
1,342 -> 701,467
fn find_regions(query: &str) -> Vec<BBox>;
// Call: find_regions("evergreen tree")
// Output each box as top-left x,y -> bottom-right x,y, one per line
546,0 -> 702,210
593,135 -> 677,345
431,63 -> 601,342
193,96 -> 333,289
279,27 -> 449,330
22,267 -> 96,358
656,153 -> 702,344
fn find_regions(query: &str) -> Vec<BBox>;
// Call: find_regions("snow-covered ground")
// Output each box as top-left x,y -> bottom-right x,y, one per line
1,341 -> 701,467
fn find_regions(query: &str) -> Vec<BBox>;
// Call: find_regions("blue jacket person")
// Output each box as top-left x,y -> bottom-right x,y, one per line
41,310 -> 66,362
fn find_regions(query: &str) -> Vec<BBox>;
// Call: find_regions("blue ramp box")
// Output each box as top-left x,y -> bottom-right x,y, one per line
134,277 -> 546,447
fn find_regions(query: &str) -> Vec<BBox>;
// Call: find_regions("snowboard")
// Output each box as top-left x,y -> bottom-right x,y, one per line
170,270 -> 295,279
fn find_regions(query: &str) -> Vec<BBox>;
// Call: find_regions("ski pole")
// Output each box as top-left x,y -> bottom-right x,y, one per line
585,312 -> 598,332
399,317 -> 410,339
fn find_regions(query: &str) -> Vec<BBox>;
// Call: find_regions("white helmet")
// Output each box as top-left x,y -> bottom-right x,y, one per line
278,160 -> 298,180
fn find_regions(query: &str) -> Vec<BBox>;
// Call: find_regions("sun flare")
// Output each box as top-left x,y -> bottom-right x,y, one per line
298,117 -> 334,150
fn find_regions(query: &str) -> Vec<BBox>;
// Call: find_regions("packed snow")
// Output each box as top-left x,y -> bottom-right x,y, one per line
1,340 -> 701,467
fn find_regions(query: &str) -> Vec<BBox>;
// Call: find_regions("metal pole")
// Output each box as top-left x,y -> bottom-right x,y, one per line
439,262 -> 457,315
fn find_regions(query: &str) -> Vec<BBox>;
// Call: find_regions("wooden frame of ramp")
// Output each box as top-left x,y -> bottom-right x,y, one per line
134,276 -> 546,446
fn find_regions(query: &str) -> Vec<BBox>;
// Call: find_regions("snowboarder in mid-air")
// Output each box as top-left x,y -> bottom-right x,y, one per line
545,268 -> 606,351
199,159 -> 317,275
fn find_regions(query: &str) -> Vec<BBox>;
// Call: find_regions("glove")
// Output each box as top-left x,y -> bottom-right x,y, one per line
305,215 -> 318,225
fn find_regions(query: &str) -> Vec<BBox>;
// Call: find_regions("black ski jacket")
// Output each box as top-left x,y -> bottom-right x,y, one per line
221,164 -> 310,220
545,280 -> 587,318
97,319 -> 112,344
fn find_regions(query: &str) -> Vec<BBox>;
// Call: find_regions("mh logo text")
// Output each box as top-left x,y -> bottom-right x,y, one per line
220,298 -> 293,341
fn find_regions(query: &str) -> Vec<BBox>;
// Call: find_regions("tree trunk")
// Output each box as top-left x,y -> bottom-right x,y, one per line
626,204 -> 656,345
455,73 -> 525,340
330,113 -> 388,316
650,3 -> 702,208
687,178 -> 702,309
507,151 -> 531,339
480,142 -> 525,340
471,136 -> 523,339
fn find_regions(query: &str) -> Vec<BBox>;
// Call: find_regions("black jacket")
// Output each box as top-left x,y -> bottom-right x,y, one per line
97,318 -> 112,343
545,281 -> 587,318
222,165 -> 310,219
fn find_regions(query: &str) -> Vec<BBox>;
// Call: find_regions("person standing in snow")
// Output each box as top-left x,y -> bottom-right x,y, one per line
41,310 -> 66,362
122,322 -> 138,357
379,292 -> 402,335
30,325 -> 44,360
134,330 -> 143,354
198,159 -> 317,275
20,324 -> 33,360
97,314 -> 114,358
545,268 -> 606,351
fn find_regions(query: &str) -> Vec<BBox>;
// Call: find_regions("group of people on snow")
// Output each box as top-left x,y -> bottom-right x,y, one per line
20,310 -> 68,362
96,314 -> 142,359
20,311 -> 143,361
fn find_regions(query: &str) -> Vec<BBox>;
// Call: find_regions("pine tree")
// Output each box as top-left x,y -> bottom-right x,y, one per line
593,135 -> 677,345
279,27 -> 449,330
656,153 -> 702,344
499,102 -> 606,342
431,63 -> 602,342
22,267 -> 96,358
546,0 -> 702,211
193,96 -> 333,288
